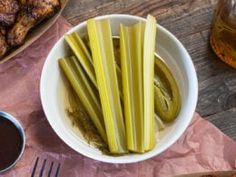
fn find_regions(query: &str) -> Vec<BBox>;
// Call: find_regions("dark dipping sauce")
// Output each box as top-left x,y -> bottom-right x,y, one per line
0,116 -> 23,171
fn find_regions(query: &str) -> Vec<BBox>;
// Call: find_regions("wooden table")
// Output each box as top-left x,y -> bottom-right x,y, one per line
62,0 -> 236,140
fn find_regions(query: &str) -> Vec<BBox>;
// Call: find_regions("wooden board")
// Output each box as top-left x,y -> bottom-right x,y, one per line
0,0 -> 69,64
62,0 -> 236,139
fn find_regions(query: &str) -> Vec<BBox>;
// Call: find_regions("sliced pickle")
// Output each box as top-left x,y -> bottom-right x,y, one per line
58,57 -> 107,142
120,22 -> 144,152
87,18 -> 127,154
143,15 -> 157,151
154,57 -> 181,122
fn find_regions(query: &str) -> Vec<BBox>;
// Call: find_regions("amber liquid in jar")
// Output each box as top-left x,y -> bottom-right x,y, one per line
210,0 -> 236,68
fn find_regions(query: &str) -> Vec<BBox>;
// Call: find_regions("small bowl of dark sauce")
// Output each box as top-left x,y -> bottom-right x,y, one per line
0,111 -> 25,173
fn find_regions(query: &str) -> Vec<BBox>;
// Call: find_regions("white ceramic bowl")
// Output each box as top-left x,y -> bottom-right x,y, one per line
40,14 -> 198,164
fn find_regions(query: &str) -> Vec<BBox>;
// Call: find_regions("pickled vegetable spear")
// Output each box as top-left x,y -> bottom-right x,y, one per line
154,57 -> 181,122
120,22 -> 144,152
143,15 -> 157,151
65,32 -> 97,87
87,18 -> 127,153
70,56 -> 101,110
58,57 -> 107,142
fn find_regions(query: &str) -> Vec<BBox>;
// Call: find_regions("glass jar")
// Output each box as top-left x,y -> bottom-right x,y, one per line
210,0 -> 236,68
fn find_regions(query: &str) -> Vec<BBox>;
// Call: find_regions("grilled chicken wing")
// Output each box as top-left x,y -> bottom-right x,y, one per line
7,0 -> 60,46
20,0 -> 61,20
0,0 -> 19,27
0,27 -> 8,57
7,11 -> 36,46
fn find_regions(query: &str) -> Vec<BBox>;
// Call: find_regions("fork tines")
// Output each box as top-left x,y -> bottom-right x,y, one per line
31,157 -> 61,177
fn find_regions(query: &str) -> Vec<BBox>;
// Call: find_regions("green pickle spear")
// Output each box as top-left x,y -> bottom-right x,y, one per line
154,56 -> 181,122
87,18 -> 127,154
143,15 -> 157,151
120,22 -> 144,152
58,57 -> 107,142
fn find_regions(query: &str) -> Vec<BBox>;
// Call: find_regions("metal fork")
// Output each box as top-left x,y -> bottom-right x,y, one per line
31,157 -> 61,177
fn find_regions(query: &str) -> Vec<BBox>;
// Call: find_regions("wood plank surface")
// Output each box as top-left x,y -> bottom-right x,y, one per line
62,0 -> 236,140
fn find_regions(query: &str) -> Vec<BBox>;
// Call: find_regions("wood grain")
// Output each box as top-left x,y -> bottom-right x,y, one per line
62,0 -> 236,139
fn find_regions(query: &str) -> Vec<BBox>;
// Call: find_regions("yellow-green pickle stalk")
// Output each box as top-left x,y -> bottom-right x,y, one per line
87,18 -> 127,154
120,22 -> 144,152
143,15 -> 157,151
58,57 -> 107,142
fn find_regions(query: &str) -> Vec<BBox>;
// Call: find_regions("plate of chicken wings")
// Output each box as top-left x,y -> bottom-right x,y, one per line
0,0 -> 68,64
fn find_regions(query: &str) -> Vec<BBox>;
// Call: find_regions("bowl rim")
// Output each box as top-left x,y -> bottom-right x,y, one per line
40,14 -> 198,164
0,111 -> 26,173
